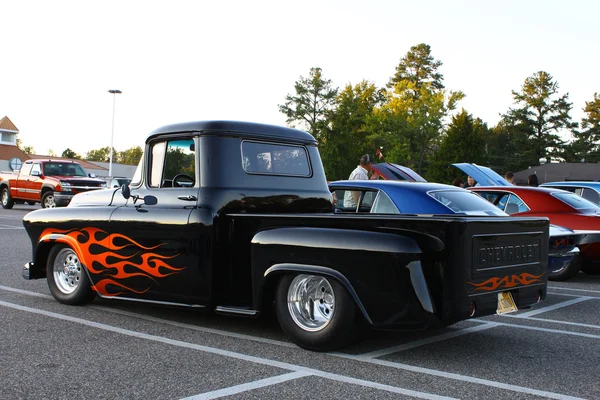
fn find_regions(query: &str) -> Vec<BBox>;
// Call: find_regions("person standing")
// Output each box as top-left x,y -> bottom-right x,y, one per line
505,171 -> 515,185
343,154 -> 373,207
528,174 -> 539,187
462,176 -> 476,188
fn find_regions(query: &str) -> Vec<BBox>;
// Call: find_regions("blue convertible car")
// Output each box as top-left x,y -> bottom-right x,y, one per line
329,179 -> 583,281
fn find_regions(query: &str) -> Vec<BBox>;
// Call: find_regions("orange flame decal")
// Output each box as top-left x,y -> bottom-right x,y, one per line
467,273 -> 545,292
41,227 -> 185,296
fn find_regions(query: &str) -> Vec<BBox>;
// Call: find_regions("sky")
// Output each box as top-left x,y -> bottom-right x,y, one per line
2,0 -> 599,157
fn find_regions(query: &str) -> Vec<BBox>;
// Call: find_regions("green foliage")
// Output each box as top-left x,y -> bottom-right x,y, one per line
279,67 -> 338,145
321,81 -> 384,180
16,138 -> 35,155
388,43 -> 444,91
119,146 -> 143,165
564,93 -> 600,163
427,110 -> 488,183
61,148 -> 80,159
486,119 -> 535,173
502,71 -> 577,164
86,147 -> 117,163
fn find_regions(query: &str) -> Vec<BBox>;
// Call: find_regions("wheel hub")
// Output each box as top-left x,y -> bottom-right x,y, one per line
53,249 -> 81,294
287,274 -> 335,332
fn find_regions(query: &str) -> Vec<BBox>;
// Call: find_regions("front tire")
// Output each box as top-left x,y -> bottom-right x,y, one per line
46,244 -> 96,305
548,256 -> 581,281
41,191 -> 56,208
275,273 -> 357,351
1,187 -> 14,209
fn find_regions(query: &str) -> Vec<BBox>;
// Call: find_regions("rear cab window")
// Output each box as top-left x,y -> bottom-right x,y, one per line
241,141 -> 310,177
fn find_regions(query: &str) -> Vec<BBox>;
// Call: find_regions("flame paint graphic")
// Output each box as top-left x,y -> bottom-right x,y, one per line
40,227 -> 185,296
467,273 -> 545,293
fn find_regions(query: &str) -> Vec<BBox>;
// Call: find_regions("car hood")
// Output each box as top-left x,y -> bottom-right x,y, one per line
452,163 -> 511,186
68,187 -> 127,207
371,163 -> 427,182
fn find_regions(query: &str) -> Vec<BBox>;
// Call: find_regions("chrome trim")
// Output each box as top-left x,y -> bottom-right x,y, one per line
96,294 -> 205,308
215,306 -> 258,316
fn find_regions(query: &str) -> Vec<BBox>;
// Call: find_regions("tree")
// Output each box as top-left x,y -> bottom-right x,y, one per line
388,43 -> 444,91
427,110 -> 488,183
502,71 -> 577,164
279,67 -> 338,144
86,147 -> 113,163
564,93 -> 600,163
61,148 -> 81,159
48,149 -> 57,157
321,81 -> 384,180
119,146 -> 143,165
16,138 -> 35,155
486,119 -> 534,173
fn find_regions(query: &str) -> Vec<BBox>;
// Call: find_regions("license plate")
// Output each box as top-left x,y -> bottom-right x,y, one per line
497,292 -> 518,315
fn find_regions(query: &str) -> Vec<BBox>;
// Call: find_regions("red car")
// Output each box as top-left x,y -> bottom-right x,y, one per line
454,164 -> 600,277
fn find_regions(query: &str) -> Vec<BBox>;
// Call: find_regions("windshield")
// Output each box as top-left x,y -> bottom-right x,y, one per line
43,162 -> 87,177
428,190 -> 508,216
130,156 -> 143,186
552,192 -> 600,211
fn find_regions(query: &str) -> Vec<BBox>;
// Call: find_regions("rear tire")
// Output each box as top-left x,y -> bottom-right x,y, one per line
41,191 -> 56,208
275,273 -> 358,351
46,244 -> 96,305
548,256 -> 581,281
581,263 -> 600,275
1,187 -> 14,209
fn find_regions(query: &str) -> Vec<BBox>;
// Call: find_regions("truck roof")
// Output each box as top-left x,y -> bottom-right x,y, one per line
148,120 -> 317,145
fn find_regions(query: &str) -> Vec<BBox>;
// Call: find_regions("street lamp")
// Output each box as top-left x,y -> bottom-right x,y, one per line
108,89 -> 122,177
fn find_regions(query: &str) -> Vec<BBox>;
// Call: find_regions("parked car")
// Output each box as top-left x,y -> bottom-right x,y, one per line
0,159 -> 106,208
329,179 -> 584,281
21,120 -> 550,352
370,162 -> 427,182
453,164 -> 600,277
540,181 -> 600,206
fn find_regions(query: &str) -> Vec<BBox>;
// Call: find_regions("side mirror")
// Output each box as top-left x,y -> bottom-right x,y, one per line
89,173 -> 96,178
31,170 -> 41,177
121,184 -> 131,199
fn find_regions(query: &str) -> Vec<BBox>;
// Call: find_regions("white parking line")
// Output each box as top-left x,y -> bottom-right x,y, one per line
0,224 -> 24,229
181,371 -> 311,400
548,286 -> 600,294
355,322 -> 500,359
515,297 -> 592,318
502,314 -> 600,330
0,299 -> 454,400
0,285 -> 53,299
340,354 -> 584,400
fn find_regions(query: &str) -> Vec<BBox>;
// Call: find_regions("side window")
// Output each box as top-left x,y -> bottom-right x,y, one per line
496,193 -> 510,210
19,162 -> 33,176
505,194 -> 530,214
241,141 -> 310,176
149,138 -> 196,188
333,189 -> 363,212
31,163 -> 42,176
371,191 -> 400,214
581,188 -> 600,205
358,190 -> 377,212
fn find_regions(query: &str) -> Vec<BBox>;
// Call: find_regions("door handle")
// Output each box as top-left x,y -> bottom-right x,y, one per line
177,195 -> 197,201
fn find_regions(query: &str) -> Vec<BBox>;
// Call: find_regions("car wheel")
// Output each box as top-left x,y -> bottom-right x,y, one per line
41,191 -> 56,208
1,187 -> 14,209
46,244 -> 96,305
275,273 -> 357,351
581,263 -> 600,275
548,255 -> 582,281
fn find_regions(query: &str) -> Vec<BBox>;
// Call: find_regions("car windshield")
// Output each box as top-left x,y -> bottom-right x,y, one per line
43,162 -> 87,177
428,190 -> 508,216
552,192 -> 600,211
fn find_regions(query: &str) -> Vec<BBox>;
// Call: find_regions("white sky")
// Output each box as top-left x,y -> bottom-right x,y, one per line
2,0 -> 599,156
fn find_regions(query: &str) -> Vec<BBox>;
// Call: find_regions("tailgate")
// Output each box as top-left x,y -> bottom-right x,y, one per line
443,216 -> 549,320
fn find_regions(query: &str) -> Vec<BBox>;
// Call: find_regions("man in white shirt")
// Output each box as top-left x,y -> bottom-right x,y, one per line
343,154 -> 374,208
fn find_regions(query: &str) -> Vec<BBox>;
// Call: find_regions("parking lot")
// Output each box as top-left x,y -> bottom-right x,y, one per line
1,205 -> 599,400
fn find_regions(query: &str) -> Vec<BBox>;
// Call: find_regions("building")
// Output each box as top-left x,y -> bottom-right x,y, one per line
0,116 -> 29,172
514,163 -> 600,185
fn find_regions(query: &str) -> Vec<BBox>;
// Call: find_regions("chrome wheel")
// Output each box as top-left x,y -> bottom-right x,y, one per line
43,193 -> 56,208
52,248 -> 82,294
287,274 -> 335,332
1,189 -> 7,206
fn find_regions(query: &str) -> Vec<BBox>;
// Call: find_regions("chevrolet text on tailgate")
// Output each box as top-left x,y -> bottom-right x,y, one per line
21,121 -> 549,351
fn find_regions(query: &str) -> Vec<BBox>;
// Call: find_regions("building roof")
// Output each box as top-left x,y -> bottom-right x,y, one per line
0,144 -> 28,162
0,116 -> 19,132
514,163 -> 600,185
27,155 -> 108,171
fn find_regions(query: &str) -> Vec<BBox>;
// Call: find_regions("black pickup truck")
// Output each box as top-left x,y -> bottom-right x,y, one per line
22,121 -> 549,351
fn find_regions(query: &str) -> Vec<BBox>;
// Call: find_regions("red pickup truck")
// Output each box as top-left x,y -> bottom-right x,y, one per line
0,159 -> 106,208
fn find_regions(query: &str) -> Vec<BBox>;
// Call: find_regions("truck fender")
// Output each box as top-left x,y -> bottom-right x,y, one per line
28,232 -> 91,281
263,263 -> 373,325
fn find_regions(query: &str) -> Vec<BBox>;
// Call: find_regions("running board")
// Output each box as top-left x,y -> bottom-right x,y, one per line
215,306 -> 259,316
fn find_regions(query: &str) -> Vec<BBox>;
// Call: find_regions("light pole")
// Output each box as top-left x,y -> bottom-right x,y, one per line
108,89 -> 122,177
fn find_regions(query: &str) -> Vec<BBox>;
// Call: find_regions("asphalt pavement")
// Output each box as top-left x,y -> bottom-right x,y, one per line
1,204 -> 599,399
